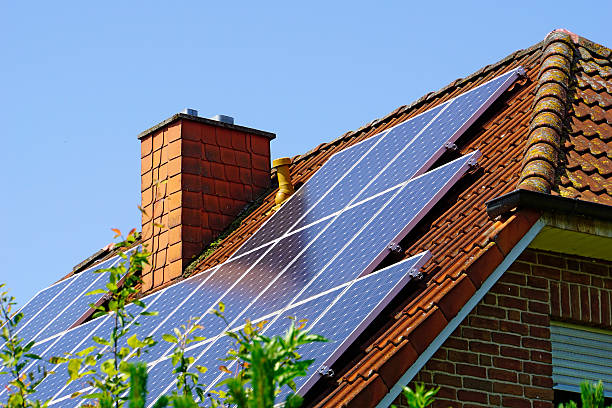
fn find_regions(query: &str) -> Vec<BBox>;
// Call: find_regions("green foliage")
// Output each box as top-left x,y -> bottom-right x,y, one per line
0,284 -> 49,408
65,230 -> 155,408
391,383 -> 438,408
558,380 -> 612,408
216,310 -> 326,408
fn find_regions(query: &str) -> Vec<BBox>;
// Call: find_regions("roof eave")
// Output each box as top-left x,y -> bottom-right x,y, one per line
486,189 -> 612,221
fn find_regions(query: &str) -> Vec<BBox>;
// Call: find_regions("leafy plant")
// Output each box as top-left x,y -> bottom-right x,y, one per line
213,305 -> 326,408
558,380 -> 612,408
63,229 -> 156,408
391,383 -> 439,408
0,285 -> 49,408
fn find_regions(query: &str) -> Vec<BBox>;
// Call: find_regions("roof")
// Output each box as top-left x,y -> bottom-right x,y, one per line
168,30 -> 612,406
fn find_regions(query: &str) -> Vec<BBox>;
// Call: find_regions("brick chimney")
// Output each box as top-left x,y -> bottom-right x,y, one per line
138,111 -> 275,292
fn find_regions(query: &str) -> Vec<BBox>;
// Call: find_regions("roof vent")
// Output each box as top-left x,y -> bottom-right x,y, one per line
272,157 -> 294,209
212,114 -> 234,125
181,108 -> 198,116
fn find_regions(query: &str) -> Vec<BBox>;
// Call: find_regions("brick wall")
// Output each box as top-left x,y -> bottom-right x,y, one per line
393,248 -> 612,408
140,117 -> 273,292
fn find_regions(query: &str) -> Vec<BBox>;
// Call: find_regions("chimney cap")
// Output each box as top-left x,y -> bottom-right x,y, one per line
212,114 -> 234,125
137,113 -> 276,141
181,108 -> 198,116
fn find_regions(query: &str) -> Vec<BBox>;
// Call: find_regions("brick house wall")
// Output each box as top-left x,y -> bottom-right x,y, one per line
393,248 -> 612,408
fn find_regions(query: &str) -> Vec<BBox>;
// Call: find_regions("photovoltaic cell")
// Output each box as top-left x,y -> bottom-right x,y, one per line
295,152 -> 478,303
353,69 -> 521,202
291,103 -> 447,229
233,135 -> 381,256
241,191 -> 394,319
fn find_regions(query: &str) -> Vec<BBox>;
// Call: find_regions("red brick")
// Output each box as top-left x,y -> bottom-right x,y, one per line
503,271 -> 527,286
203,194 -> 219,213
562,270 -> 590,285
209,213 -> 227,230
457,390 -> 487,404
500,320 -> 529,336
483,293 -> 497,305
448,350 -> 478,364
529,325 -> 550,339
533,401 -> 554,408
204,144 -> 221,162
519,373 -> 530,385
181,120 -> 201,141
500,345 -> 529,360
499,296 -> 527,310
522,337 -> 550,351
462,327 -> 491,341
508,261 -> 530,274
493,382 -> 523,396
581,261 -> 609,276
532,375 -> 553,388
479,354 -> 492,366
529,300 -> 549,314
220,147 -> 236,165
493,356 -> 521,370
210,162 -> 225,179
602,290 -> 611,326
581,286 -> 591,321
182,139 -> 202,159
489,394 -> 502,406
433,373 -> 462,387
524,386 -> 554,400
215,127 -> 233,148
492,332 -> 521,346
566,258 -> 580,271
444,337 -> 468,350
456,363 -> 486,377
239,168 -> 252,184
570,284 -> 581,320
590,287 -> 601,325
252,169 -> 270,188
201,125 -> 215,144
231,132 -> 247,151
252,153 -> 270,171
493,282 -> 520,296
469,315 -> 500,330
225,165 -> 240,183
561,282 -> 570,318
532,265 -> 561,280
476,304 -> 506,319
530,350 -> 552,363
550,281 -> 561,317
502,396 -> 527,407
463,377 -> 492,392
521,286 -> 549,302
488,367 -> 518,382
527,275 -> 548,289
523,361 -> 552,375
235,151 -> 251,168
250,135 -> 270,155
214,180 -> 230,197
521,312 -> 548,326
537,252 -> 566,268
519,249 -> 538,262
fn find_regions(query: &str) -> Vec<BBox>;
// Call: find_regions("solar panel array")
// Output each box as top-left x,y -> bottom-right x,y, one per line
1,68 -> 523,407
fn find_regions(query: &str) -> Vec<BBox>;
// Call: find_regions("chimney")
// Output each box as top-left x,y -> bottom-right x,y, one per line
138,110 -> 276,291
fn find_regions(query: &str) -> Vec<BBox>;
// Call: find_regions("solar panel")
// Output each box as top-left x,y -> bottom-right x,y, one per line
232,68 -> 522,255
233,135 -> 383,256
11,256 -> 119,344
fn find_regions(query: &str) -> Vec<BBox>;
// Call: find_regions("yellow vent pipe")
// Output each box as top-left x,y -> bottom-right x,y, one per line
272,157 -> 294,209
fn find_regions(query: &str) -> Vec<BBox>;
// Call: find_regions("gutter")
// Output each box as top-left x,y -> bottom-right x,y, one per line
486,189 -> 612,221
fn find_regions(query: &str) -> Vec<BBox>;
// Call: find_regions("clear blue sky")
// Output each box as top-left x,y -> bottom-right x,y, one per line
1,1 -> 610,307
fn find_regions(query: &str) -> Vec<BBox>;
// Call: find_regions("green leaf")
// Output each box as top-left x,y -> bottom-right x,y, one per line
162,334 -> 178,344
85,289 -> 108,296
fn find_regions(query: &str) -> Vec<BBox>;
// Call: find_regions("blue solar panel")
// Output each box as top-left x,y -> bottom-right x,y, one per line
240,191 -> 395,319
291,103 -> 447,230
295,152 -> 478,303
233,135 -> 382,257
355,69 -> 521,201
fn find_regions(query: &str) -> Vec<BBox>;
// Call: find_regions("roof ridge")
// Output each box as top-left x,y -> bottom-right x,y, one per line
517,30 -> 576,192
290,40 -> 545,166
